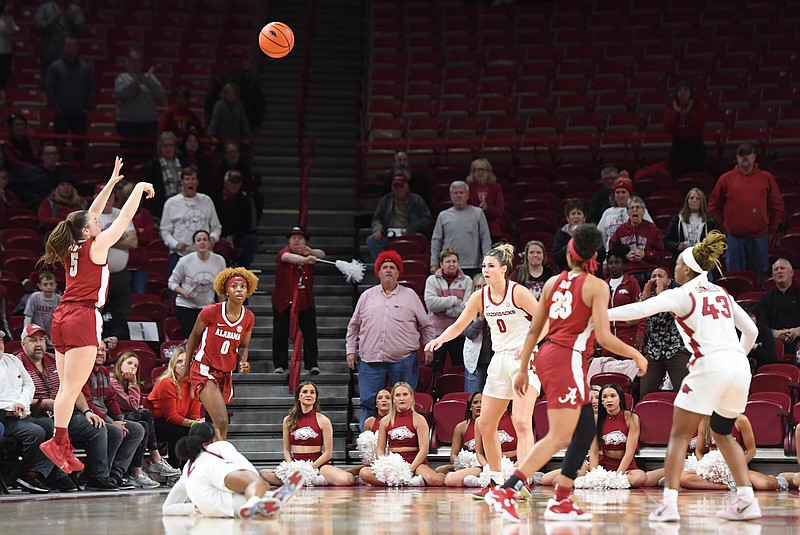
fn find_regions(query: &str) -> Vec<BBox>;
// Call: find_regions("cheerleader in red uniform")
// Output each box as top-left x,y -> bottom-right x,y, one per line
360,382 -> 446,487
438,392 -> 482,474
363,389 -> 391,433
262,381 -> 355,486
184,267 -> 258,440
38,157 -> 155,473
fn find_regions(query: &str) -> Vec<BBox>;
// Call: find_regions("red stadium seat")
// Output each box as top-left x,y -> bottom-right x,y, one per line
743,400 -> 790,447
641,391 -> 677,403
435,373 -> 465,401
750,372 -> 799,404
414,392 -> 434,420
163,316 -> 186,341
416,363 -> 433,395
590,372 -> 633,393
160,340 -> 186,362
440,391 -> 472,402
757,364 -> 800,383
432,399 -> 467,447
749,392 -> 791,411
151,365 -> 168,385
714,276 -> 755,298
636,400 -> 674,446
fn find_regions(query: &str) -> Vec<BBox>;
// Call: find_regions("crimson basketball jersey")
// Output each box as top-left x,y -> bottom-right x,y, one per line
194,302 -> 255,372
544,271 -> 594,353
60,237 -> 110,308
482,280 -> 532,353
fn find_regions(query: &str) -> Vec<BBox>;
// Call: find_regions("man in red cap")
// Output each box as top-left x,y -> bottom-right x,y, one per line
271,226 -> 326,375
345,250 -> 435,429
596,175 -> 654,250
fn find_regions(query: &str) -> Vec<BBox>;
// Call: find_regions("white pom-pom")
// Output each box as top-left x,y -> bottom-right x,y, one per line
454,450 -> 479,470
371,452 -> 416,487
574,466 -> 631,490
695,450 -> 734,487
683,454 -> 699,472
274,460 -> 327,487
477,456 -> 516,487
356,430 -> 378,465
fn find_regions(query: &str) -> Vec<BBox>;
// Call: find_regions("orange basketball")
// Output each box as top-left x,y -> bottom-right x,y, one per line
259,22 -> 294,58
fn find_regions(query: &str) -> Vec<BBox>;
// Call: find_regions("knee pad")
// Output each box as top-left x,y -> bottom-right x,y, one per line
709,412 -> 736,435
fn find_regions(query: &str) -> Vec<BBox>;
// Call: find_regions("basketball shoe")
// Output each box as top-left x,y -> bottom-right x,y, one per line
471,484 -> 495,500
649,499 -> 680,522
716,496 -> 762,521
40,438 -> 84,474
484,487 -> 520,522
267,470 -> 305,504
544,497 -> 593,521
238,496 -> 282,519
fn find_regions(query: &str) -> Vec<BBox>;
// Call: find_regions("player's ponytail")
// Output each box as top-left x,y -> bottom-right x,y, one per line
485,243 -> 515,277
41,210 -> 87,266
175,422 -> 215,460
691,230 -> 726,274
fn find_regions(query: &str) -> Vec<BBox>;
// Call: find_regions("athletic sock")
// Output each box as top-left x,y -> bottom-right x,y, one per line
489,471 -> 504,486
663,488 -> 679,504
501,470 -> 526,491
54,427 -> 69,446
554,483 -> 571,502
737,486 -> 755,500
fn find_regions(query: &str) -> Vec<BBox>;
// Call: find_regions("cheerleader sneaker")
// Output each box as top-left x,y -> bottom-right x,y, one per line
649,499 -> 680,522
471,484 -> 494,500
545,498 -> 593,521
408,475 -> 425,486
485,487 -> 521,522
269,470 -> 305,504
238,495 -> 282,519
716,496 -> 762,521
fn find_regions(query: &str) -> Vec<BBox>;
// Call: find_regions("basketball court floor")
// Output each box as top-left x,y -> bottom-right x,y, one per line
2,487 -> 799,535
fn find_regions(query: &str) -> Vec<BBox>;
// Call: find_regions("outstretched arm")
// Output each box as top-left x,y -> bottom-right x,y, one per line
424,291 -> 483,351
88,156 -> 124,218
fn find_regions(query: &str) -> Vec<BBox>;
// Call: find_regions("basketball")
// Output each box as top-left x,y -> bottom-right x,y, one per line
259,21 -> 294,58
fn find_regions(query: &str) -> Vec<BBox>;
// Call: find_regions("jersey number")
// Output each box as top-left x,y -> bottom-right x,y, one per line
701,296 -> 731,319
548,289 -> 573,319
69,252 -> 79,276
220,340 -> 230,355
496,319 -> 507,333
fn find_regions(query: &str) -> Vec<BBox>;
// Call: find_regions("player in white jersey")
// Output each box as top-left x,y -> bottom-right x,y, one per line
607,231 -> 761,522
427,243 -> 543,494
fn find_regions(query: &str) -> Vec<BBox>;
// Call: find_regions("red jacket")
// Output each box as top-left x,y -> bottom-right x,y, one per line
606,275 -> 644,353
608,220 -> 664,274
468,182 -> 505,236
271,246 -> 316,313
146,377 -> 201,426
708,164 -> 785,238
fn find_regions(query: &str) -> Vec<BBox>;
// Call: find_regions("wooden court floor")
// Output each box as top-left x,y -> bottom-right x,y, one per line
2,486 -> 799,535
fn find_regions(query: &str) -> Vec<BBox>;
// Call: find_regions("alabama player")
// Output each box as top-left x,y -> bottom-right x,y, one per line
606,231 -> 761,522
485,224 -> 646,522
184,267 -> 258,440
38,157 -> 155,474
426,243 -> 541,496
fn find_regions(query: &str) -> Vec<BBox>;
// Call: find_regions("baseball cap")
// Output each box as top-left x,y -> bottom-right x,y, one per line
224,170 -> 242,183
23,324 -> 46,339
737,143 -> 755,155
287,225 -> 309,240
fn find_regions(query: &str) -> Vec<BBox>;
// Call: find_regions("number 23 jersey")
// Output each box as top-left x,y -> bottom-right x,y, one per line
195,302 -> 255,372
483,280 -> 532,353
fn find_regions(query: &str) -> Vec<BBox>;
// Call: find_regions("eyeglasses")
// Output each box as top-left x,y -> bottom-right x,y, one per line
628,205 -> 644,211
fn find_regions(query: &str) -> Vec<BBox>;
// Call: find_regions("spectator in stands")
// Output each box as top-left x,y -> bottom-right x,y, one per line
3,113 -> 40,175
34,0 -> 84,88
424,248 -> 471,371
205,52 -> 265,133
430,181 -> 492,278
380,151 -> 429,203
346,251 -> 435,429
272,226 -> 324,375
207,83 -> 251,146
0,330 -> 65,494
23,272 -> 60,347
605,244 -> 643,356
178,128 -> 212,187
664,81 -> 706,180
638,267 -> 691,399
586,167 -> 620,224
213,169 -> 259,269
664,188 -> 720,269
109,352 -> 180,485
0,169 -> 18,210
158,87 -> 204,139
514,240 -> 553,300
17,324 -> 115,491
0,3 -> 18,107
463,274 -> 492,393
758,258 -> 800,356
97,184 -> 137,340
709,143 -> 784,284
15,143 -> 73,211
160,166 -> 221,276
168,230 -> 226,338
740,302 -> 778,372
210,140 -> 262,222
261,381 -> 356,487
367,170 -> 432,260
118,181 -> 154,294
597,177 -> 654,250
553,199 -> 606,275
114,47 -> 165,158
44,35 -> 95,160
466,158 -> 505,239
37,175 -> 87,232
144,131 -> 182,219
83,342 -> 146,489
147,349 -> 203,468
608,196 -> 665,286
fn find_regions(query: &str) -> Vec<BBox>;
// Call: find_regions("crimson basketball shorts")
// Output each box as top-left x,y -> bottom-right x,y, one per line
535,341 -> 590,409
191,360 -> 234,404
51,303 -> 103,354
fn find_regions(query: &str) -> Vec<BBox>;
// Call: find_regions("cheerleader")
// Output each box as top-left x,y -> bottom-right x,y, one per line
163,422 -> 304,519
262,381 -> 355,486
360,382 -> 446,487
184,267 -> 258,440
438,392 -> 482,474
348,389 -> 392,477
363,389 -> 391,433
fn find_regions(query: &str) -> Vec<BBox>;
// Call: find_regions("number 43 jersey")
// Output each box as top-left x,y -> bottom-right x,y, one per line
482,280 -> 533,353
195,302 -> 255,372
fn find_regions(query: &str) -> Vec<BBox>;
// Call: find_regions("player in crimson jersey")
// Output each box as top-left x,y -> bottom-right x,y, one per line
37,156 -> 155,474
184,267 -> 258,440
607,231 -> 762,522
485,224 -> 646,522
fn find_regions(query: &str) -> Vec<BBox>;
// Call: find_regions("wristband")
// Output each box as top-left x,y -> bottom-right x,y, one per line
189,419 -> 198,427
83,409 -> 92,416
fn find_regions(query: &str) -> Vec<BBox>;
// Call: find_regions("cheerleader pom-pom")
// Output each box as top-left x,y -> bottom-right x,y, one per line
275,460 -> 327,487
696,450 -> 734,487
454,450 -> 479,470
477,456 -> 517,487
683,454 -> 700,473
371,452 -> 415,487
574,466 -> 631,490
356,430 -> 378,465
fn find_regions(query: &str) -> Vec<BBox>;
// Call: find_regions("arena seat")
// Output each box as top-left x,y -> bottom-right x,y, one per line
431,399 -> 467,448
635,400 -> 674,446
743,399 -> 790,448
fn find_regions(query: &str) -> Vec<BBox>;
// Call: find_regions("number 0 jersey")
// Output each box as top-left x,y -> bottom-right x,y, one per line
482,280 -> 532,353
544,271 -> 595,352
194,302 -> 255,372
61,237 -> 110,308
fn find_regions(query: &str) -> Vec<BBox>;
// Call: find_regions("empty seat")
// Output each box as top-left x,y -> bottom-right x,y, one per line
635,400 -> 674,446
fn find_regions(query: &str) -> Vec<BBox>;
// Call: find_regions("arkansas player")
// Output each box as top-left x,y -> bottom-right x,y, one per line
184,267 -> 258,440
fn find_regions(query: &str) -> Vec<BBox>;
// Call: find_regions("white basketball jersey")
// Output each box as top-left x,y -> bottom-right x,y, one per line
674,280 -> 746,358
483,280 -> 532,353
